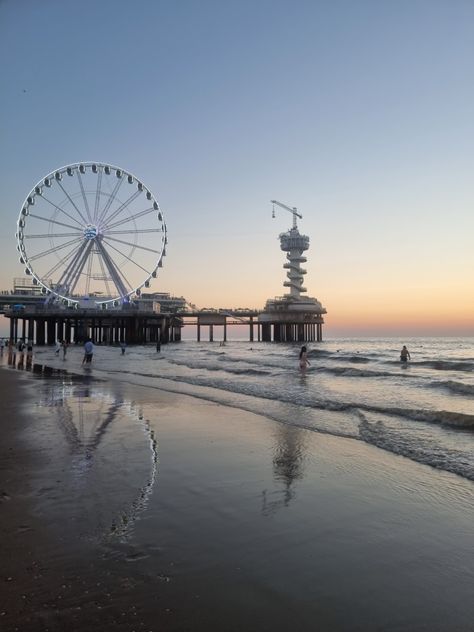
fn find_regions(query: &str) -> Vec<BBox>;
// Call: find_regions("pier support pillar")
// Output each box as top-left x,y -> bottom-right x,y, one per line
209,325 -> 213,342
28,319 -> 34,343
47,319 -> 55,345
197,324 -> 201,342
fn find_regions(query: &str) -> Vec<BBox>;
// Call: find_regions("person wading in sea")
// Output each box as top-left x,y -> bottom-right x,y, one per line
400,345 -> 411,363
299,345 -> 310,372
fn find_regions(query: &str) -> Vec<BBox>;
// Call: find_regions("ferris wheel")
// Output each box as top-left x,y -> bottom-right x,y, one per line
16,162 -> 167,307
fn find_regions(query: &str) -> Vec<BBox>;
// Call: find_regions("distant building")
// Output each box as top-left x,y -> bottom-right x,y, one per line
140,292 -> 188,313
13,277 -> 47,295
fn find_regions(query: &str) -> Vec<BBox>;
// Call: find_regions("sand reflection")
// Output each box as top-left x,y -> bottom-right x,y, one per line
36,379 -> 158,540
262,424 -> 307,516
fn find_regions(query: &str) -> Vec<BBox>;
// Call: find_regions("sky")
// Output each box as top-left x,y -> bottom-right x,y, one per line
0,0 -> 473,336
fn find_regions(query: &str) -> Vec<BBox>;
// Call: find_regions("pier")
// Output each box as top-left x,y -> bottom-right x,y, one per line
1,300 -> 323,345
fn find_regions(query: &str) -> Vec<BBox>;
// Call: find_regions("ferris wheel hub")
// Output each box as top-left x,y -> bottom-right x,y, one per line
83,225 -> 98,240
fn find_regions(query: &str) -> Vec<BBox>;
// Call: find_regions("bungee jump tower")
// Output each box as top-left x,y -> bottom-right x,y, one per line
258,200 -> 327,342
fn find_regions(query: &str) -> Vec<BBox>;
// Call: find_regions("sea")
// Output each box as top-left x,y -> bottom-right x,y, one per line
28,336 -> 474,483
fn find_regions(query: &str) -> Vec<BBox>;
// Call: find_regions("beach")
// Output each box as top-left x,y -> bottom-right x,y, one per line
1,348 -> 474,632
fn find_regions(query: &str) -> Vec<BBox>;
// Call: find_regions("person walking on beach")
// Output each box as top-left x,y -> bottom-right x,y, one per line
0,339 -> 4,355
120,341 -> 126,355
156,340 -> 161,353
299,345 -> 310,372
55,340 -> 61,355
61,340 -> 68,360
400,345 -> 411,363
82,339 -> 94,364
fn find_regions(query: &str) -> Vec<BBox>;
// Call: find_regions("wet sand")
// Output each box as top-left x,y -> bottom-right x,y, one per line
1,363 -> 474,632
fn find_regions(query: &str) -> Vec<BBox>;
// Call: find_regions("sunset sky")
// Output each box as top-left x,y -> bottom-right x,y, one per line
0,0 -> 473,336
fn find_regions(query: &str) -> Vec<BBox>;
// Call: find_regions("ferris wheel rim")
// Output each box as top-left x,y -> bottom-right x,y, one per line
16,161 -> 167,307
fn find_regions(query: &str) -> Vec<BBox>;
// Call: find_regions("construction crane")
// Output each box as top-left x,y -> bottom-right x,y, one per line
270,199 -> 302,230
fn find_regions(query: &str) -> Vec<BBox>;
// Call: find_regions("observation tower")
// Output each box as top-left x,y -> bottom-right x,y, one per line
258,200 -> 327,342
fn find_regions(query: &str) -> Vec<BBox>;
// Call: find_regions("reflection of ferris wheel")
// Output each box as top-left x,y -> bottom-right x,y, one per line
16,162 -> 167,306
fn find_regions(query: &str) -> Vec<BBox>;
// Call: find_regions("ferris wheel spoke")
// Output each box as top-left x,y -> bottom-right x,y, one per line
28,236 -> 85,262
95,240 -> 132,297
56,180 -> 90,225
28,213 -> 84,233
77,170 -> 93,224
85,249 -> 95,295
99,189 -> 142,228
53,240 -> 90,292
40,194 -> 85,228
102,206 -> 155,231
68,241 -> 95,295
44,241 -> 87,280
105,228 -> 164,235
96,248 -> 113,297
93,169 -> 103,224
100,238 -> 152,275
24,232 -> 83,239
103,235 -> 160,254
96,176 -> 124,226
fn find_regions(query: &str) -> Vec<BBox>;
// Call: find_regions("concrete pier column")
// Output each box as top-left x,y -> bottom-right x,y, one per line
28,319 -> 34,343
10,318 -> 14,341
36,319 -> 45,345
223,322 -> 227,342
21,318 -> 26,340
57,319 -> 63,342
249,317 -> 254,342
163,319 -> 169,343
65,320 -> 71,343
47,319 -> 55,345
261,323 -> 271,342
197,324 -> 201,342
209,325 -> 214,342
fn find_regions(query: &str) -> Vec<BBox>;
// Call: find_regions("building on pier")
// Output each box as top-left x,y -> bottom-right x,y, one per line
258,201 -> 327,342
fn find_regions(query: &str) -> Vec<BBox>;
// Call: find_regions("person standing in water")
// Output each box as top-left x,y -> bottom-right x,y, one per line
299,346 -> 310,372
82,338 -> 94,364
400,345 -> 411,362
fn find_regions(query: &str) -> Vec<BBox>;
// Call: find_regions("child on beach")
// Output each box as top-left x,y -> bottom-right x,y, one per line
61,340 -> 68,359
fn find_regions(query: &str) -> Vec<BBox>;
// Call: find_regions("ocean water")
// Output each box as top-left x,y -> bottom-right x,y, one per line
29,336 -> 474,483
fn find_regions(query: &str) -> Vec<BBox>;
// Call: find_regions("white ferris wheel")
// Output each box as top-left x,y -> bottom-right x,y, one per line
16,162 -> 167,307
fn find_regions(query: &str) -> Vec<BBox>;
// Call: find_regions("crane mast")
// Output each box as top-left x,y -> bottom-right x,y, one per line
270,199 -> 302,230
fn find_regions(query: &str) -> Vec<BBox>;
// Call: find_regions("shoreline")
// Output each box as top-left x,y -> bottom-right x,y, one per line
1,363 -> 474,631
